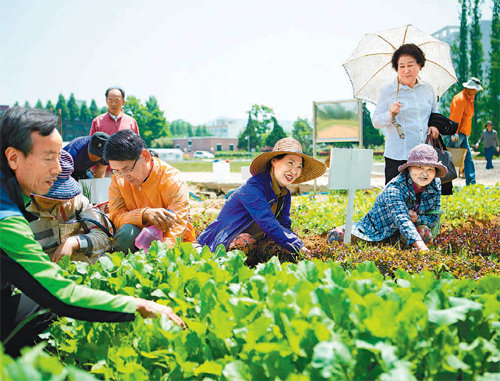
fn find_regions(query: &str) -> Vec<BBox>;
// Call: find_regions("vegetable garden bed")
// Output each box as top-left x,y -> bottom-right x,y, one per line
1,184 -> 499,380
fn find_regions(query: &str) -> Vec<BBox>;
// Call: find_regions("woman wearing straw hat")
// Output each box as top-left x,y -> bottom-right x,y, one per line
327,144 -> 446,251
28,150 -> 111,264
197,137 -> 326,266
372,44 -> 441,186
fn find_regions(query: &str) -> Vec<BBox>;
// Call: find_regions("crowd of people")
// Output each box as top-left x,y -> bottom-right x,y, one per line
1,41 -> 497,356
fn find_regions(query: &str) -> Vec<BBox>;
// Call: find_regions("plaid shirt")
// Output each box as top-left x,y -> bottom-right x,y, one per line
352,172 -> 441,244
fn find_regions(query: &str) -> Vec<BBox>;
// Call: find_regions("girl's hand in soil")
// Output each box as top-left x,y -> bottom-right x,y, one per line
301,246 -> 311,254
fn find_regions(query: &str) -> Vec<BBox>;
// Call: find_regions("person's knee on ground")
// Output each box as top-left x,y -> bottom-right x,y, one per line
112,224 -> 142,253
327,226 -> 345,244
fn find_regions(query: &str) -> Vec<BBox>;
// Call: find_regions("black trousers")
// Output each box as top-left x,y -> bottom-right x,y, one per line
1,286 -> 56,357
384,157 -> 407,185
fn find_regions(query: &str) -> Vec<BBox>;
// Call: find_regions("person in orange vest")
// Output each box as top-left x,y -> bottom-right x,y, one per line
448,77 -> 483,185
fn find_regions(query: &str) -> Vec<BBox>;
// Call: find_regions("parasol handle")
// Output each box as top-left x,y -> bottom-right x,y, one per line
396,77 -> 400,102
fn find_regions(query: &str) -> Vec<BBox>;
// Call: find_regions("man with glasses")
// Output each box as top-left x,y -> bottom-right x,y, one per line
104,130 -> 196,253
1,108 -> 185,356
89,87 -> 139,136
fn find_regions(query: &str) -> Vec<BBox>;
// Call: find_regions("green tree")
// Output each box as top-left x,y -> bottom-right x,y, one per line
440,0 -> 470,115
469,0 -> 484,142
143,96 -> 170,146
458,0 -> 470,84
238,113 -> 260,150
362,103 -> 384,148
35,99 -> 43,109
187,124 -> 194,137
67,93 -> 80,120
23,101 -> 31,108
55,94 -> 70,120
170,120 -> 191,137
13,101 -> 19,107
265,117 -> 287,147
249,104 -> 274,137
292,117 -> 313,155
80,101 -> 92,122
45,100 -> 54,113
89,99 -> 100,119
100,106 -> 107,114
487,0 -> 500,127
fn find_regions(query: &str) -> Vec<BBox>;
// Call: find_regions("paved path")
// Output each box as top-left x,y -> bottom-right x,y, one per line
181,159 -> 500,189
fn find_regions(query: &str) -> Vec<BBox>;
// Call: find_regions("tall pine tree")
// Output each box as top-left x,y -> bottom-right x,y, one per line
55,94 -> 70,120
458,0 -> 470,84
80,101 -> 92,122
45,100 -> 54,113
238,113 -> 260,150
67,93 -> 80,121
487,0 -> 500,127
469,0 -> 484,142
265,117 -> 287,147
35,99 -> 43,108
89,99 -> 100,119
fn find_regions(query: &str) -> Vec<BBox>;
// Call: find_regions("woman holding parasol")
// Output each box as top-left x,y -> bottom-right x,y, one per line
372,43 -> 440,184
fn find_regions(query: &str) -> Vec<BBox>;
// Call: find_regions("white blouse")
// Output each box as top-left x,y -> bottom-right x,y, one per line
372,79 -> 438,161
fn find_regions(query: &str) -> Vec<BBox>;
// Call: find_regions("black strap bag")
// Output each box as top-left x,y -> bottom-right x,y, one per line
428,113 -> 459,136
426,136 -> 457,184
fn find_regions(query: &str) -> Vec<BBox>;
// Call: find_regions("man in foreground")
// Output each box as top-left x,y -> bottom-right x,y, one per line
105,130 -> 196,253
0,108 -> 185,357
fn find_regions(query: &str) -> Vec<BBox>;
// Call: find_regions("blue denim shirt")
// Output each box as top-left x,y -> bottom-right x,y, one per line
352,172 -> 441,244
197,171 -> 303,252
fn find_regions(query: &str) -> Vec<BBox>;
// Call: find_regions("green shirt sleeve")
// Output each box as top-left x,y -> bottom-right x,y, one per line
0,215 -> 137,318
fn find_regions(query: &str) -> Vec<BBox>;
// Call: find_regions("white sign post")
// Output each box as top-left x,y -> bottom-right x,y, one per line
79,178 -> 112,204
328,148 -> 373,243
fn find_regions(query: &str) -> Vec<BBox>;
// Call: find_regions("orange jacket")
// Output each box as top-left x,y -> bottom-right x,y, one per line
449,90 -> 475,136
109,157 -> 196,247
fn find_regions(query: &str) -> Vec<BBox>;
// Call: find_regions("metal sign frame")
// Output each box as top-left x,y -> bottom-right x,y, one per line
312,99 -> 363,162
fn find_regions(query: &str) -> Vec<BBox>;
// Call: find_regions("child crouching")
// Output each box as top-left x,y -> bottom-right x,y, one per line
327,144 -> 447,251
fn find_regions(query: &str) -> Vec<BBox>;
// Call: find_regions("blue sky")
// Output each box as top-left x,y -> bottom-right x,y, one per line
0,0 -> 494,124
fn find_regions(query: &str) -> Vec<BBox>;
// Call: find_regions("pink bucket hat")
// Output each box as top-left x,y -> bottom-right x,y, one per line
398,144 -> 448,178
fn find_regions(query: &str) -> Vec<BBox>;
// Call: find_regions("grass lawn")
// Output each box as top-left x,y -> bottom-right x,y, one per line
169,160 -> 253,172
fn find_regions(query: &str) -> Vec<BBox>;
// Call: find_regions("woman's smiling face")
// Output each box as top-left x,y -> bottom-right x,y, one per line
271,154 -> 303,187
409,165 -> 436,188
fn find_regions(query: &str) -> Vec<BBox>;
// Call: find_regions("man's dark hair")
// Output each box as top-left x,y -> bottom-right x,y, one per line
0,107 -> 59,163
391,43 -> 426,71
105,87 -> 125,99
104,129 -> 146,162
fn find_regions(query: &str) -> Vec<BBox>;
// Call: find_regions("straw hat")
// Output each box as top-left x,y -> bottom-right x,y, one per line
36,150 -> 82,200
398,144 -> 448,178
250,137 -> 326,184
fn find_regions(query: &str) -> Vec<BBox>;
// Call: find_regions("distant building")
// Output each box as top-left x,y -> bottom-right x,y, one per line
206,116 -> 296,138
206,117 -> 246,138
433,20 -> 492,75
172,137 -> 238,153
0,105 -> 9,115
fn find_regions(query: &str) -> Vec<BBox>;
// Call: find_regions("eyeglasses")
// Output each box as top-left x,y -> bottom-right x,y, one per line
111,157 -> 139,176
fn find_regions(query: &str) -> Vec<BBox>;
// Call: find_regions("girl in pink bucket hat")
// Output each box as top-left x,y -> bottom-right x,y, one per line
327,144 -> 446,251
